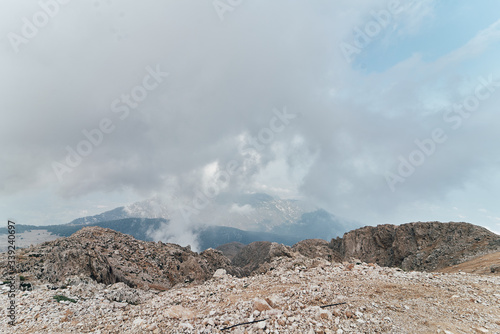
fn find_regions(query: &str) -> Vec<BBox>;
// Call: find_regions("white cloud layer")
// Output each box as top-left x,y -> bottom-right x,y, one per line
1,0 -> 500,235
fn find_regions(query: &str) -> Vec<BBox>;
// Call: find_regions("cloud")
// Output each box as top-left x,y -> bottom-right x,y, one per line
1,0 -> 500,236
229,203 -> 254,215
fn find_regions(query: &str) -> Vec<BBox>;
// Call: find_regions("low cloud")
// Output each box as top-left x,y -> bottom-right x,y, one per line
1,1 -> 500,235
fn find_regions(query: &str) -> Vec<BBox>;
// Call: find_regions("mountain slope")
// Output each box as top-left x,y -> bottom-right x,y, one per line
67,197 -> 171,225
0,219 -> 303,252
66,193 -> 349,240
196,225 -> 302,250
0,218 -> 166,242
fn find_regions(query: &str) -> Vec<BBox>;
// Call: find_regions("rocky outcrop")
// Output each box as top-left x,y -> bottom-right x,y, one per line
2,222 -> 498,294
199,248 -> 243,277
292,239 -> 342,262
0,227 -> 236,290
215,241 -> 246,260
329,222 -> 500,271
230,241 -> 295,276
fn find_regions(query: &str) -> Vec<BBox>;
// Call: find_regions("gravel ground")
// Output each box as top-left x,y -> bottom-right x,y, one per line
1,257 -> 499,333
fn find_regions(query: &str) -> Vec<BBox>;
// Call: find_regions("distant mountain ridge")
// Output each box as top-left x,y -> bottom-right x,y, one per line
62,192 -> 349,248
2,222 -> 498,294
0,218 -> 166,242
68,197 -> 171,225
1,219 -> 304,252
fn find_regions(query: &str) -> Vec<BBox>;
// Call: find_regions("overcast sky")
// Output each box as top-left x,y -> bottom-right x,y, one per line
1,0 -> 500,234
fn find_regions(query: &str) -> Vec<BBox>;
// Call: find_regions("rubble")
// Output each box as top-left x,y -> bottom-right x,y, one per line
1,257 -> 499,333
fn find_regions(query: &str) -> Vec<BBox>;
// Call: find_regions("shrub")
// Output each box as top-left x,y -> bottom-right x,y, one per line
53,295 -> 77,303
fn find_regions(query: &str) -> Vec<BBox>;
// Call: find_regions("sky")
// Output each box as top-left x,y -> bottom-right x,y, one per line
1,0 -> 500,235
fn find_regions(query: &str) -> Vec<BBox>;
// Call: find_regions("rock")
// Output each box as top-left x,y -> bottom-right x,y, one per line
318,309 -> 331,320
180,322 -> 194,330
231,241 -> 295,276
164,305 -> 196,319
132,318 -> 145,326
0,227 -> 239,290
216,242 -> 246,261
490,264 -> 500,273
265,295 -> 281,308
0,223 -> 499,334
329,222 -> 500,271
253,298 -> 272,312
256,320 -> 267,329
106,282 -> 148,305
292,239 -> 341,262
213,269 -> 227,278
113,302 -> 128,309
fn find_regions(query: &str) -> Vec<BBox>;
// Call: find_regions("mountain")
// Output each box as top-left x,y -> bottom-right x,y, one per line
67,197 -> 171,225
0,192 -> 350,252
204,193 -> 347,237
3,222 -> 499,333
195,225 -> 302,250
0,219 -> 302,252
63,192 -> 350,247
3,225 -> 499,333
0,218 -> 166,242
3,222 -> 498,291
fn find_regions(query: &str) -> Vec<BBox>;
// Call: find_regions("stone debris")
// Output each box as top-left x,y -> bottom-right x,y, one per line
1,257 -> 499,333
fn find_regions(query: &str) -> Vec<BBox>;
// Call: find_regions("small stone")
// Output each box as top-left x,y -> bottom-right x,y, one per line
265,295 -> 281,308
256,320 -> 266,329
345,310 -> 354,318
164,305 -> 196,320
180,322 -> 194,330
113,302 -> 128,309
253,298 -> 272,312
133,318 -> 145,326
320,311 -> 330,320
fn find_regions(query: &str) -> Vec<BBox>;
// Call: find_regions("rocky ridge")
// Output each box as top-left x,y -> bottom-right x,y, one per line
329,222 -> 500,271
0,227 -> 238,290
1,222 -> 499,333
1,257 -> 499,333
2,222 -> 499,293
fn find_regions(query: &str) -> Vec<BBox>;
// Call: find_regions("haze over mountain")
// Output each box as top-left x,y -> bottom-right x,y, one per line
2,2 -> 500,236
0,192 -> 351,251
70,192 -> 351,250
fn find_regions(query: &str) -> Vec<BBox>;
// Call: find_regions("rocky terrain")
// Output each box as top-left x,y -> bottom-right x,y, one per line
329,222 -> 500,271
1,256 -> 499,333
0,227 -> 239,290
1,222 -> 499,333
